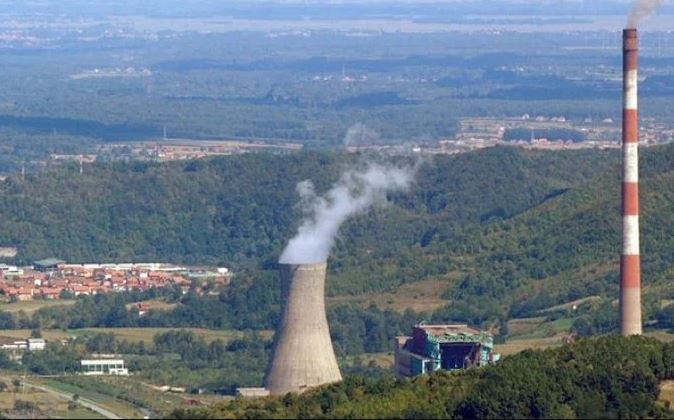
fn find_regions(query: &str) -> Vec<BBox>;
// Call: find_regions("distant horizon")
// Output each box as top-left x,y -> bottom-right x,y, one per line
0,0 -> 671,34
0,0 -> 672,17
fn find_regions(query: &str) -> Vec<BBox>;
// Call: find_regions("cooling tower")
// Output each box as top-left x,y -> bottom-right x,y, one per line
265,262 -> 342,395
620,28 -> 642,336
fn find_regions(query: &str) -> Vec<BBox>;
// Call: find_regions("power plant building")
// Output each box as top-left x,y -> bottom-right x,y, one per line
394,324 -> 500,378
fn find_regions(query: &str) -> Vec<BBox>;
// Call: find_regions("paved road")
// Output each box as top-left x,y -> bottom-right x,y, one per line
21,380 -> 124,419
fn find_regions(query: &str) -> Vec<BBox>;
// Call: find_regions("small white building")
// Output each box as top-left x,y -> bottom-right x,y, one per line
237,387 -> 270,398
0,340 -> 28,351
81,359 -> 128,376
27,338 -> 46,351
0,264 -> 24,276
0,338 -> 46,354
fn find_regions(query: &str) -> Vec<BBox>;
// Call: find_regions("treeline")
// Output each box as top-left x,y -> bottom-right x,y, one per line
0,127 -> 94,173
172,336 -> 674,419
4,287 -> 418,357
0,329 -> 271,392
14,288 -> 674,361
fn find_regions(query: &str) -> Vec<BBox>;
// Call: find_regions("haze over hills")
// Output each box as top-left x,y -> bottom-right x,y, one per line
1,1 -> 671,19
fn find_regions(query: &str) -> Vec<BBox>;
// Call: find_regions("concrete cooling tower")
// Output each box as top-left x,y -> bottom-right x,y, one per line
264,262 -> 342,395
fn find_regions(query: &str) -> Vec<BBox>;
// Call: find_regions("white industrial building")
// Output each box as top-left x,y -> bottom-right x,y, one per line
0,338 -> 46,352
27,338 -> 46,351
81,359 -> 128,376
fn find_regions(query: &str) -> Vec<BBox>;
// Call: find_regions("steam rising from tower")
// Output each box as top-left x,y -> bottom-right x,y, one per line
266,163 -> 415,395
279,163 -> 414,264
628,0 -> 663,28
620,28 -> 642,336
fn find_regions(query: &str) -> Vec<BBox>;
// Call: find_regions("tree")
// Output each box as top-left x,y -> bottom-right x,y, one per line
30,327 -> 42,339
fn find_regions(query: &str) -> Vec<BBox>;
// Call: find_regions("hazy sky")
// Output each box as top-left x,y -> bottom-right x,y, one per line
0,0 -> 671,20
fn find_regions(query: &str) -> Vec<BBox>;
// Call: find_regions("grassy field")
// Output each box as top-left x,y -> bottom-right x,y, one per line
0,373 -> 106,419
126,298 -> 178,312
328,276 -> 455,313
0,327 -> 273,345
342,352 -> 395,369
496,313 -> 580,357
645,329 -> 674,343
541,296 -> 601,313
495,336 -> 566,357
40,378 -> 144,419
46,375 -> 229,418
507,317 -> 548,336
0,299 -> 76,314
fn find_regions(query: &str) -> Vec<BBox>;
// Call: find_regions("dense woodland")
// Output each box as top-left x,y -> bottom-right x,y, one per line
171,336 -> 674,419
0,145 -> 670,366
1,145 -> 672,317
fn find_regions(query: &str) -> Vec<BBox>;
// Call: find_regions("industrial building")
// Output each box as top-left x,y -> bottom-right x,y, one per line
32,258 -> 65,273
394,324 -> 500,378
81,359 -> 128,376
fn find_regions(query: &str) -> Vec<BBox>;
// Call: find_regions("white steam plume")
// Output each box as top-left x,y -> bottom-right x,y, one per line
279,163 -> 414,264
344,123 -> 380,146
628,0 -> 663,28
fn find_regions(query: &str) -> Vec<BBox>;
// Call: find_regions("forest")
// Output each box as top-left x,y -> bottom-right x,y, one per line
0,144 -> 670,349
171,336 -> 674,419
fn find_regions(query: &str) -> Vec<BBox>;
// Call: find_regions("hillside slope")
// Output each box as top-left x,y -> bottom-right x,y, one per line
441,142 -> 674,317
0,147 -> 620,291
0,144 -> 670,316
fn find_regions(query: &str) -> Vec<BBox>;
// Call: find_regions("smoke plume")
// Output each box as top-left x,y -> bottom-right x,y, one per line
628,0 -> 663,28
279,163 -> 414,264
343,123 -> 380,146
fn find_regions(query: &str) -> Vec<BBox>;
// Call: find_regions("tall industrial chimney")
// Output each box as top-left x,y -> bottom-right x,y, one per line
620,28 -> 642,336
265,262 -> 342,395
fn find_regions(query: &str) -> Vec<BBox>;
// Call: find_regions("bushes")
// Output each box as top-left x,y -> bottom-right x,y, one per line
172,336 -> 674,419
456,336 -> 668,419
21,343 -> 84,375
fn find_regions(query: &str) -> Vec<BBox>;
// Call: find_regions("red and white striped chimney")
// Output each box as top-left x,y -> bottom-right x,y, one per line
620,28 -> 641,336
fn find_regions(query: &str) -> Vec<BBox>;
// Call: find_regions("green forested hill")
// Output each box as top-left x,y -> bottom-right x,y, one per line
441,143 -> 674,318
0,144 -> 671,319
0,146 -> 617,268
171,336 -> 674,419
